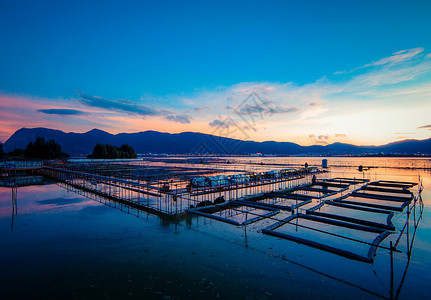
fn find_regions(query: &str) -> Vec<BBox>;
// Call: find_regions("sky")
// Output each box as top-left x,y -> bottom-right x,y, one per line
1,0 -> 431,146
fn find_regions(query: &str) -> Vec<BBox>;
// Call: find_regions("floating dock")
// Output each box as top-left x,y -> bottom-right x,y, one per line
7,158 -> 421,264
258,179 -> 420,263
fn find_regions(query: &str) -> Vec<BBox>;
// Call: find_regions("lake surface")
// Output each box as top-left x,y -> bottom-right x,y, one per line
1,157 -> 430,299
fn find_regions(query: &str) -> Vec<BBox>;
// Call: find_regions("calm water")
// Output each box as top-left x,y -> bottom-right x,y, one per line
1,157 -> 430,299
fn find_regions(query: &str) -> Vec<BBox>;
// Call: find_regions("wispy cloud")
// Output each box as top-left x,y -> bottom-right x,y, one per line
307,133 -> 347,145
364,47 -> 424,67
208,119 -> 237,128
417,125 -> 431,131
77,90 -> 193,124
166,48 -> 431,144
166,114 -> 192,124
77,90 -> 158,116
346,61 -> 431,89
335,133 -> 347,137
193,106 -> 211,113
335,47 -> 425,75
308,134 -> 329,145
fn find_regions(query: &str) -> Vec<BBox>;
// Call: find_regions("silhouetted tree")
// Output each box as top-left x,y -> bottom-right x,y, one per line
0,142 -> 3,158
91,144 -> 108,159
120,144 -> 137,158
107,145 -> 120,159
24,137 -> 68,159
8,148 -> 25,158
89,143 -> 137,159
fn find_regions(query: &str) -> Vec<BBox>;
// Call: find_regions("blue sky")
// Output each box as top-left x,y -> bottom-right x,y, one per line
1,0 -> 431,145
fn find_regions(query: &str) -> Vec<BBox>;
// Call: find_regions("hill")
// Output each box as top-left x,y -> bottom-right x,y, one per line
3,127 -> 431,155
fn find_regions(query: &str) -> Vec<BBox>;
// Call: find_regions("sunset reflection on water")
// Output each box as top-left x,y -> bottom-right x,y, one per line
0,157 -> 430,299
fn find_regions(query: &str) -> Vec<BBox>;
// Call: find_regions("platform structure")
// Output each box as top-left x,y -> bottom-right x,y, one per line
186,201 -> 280,226
38,162 -> 322,216
0,175 -> 44,187
257,180 -> 424,299
260,179 -> 420,263
32,161 -> 425,269
0,160 -> 43,172
185,176 -> 366,228
2,161 -> 425,299
186,176 -> 422,266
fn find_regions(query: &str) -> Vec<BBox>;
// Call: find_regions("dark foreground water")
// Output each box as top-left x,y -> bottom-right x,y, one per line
1,157 -> 430,299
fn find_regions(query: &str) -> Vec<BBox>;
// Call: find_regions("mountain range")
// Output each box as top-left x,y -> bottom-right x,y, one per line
3,127 -> 431,156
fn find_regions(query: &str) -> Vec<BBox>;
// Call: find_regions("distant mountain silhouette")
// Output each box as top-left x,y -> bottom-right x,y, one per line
3,127 -> 431,155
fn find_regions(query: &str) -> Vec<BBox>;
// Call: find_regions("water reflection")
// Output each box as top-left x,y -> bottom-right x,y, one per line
11,185 -> 17,231
0,157 -> 429,299
48,172 -> 424,298
393,193 -> 421,298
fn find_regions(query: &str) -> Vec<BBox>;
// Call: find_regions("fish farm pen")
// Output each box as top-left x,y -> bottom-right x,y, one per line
38,160 -> 319,216
35,160 -> 423,261
0,157 -> 425,299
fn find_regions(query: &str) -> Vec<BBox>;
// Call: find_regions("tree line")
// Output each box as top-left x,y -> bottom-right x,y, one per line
1,137 -> 69,159
1,138 -> 137,160
88,143 -> 137,159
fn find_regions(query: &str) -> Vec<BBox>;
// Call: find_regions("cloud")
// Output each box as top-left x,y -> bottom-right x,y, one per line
364,48 -> 424,67
308,133 -> 346,145
235,103 -> 266,116
77,90 -> 158,116
77,90 -> 197,125
235,103 -> 297,116
193,106 -> 211,113
0,93 -> 114,142
267,105 -> 298,114
417,124 -> 431,129
38,109 -> 87,115
2,47 -> 431,145
209,119 -> 223,128
347,62 -> 431,88
77,91 -> 195,125
208,119 -> 237,128
308,134 -> 329,145
166,114 -> 191,124
318,135 -> 329,140
334,47 -> 426,77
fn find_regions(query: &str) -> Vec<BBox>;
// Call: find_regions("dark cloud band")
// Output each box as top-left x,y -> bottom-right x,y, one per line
38,109 -> 86,115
